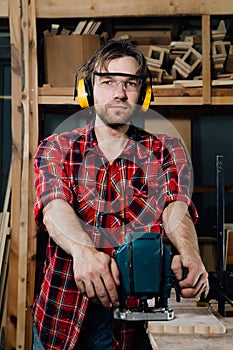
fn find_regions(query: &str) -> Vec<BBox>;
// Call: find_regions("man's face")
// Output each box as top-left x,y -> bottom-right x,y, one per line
93,56 -> 141,128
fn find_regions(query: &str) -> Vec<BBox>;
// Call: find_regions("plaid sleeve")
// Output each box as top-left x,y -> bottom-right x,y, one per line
34,134 -> 75,227
156,134 -> 198,223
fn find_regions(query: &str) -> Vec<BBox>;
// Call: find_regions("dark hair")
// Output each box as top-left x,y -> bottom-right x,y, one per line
79,39 -> 148,81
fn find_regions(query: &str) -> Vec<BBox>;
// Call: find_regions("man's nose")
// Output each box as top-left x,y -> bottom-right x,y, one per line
114,81 -> 127,99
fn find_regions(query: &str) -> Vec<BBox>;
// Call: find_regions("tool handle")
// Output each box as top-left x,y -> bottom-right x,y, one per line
170,267 -> 189,302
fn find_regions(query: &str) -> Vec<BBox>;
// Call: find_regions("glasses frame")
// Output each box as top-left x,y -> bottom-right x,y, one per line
94,72 -> 143,92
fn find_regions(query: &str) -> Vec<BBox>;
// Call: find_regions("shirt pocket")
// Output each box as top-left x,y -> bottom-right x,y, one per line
127,181 -> 160,228
73,184 -> 97,206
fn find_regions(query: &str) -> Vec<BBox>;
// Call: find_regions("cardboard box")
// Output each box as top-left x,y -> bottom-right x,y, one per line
44,34 -> 100,87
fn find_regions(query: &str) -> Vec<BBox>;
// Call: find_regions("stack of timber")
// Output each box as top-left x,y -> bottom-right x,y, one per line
0,166 -> 11,343
116,19 -> 233,89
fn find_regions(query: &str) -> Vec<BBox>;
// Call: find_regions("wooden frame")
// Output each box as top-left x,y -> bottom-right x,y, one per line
35,0 -> 233,18
1,1 -> 233,349
2,0 -> 233,18
6,0 -> 38,349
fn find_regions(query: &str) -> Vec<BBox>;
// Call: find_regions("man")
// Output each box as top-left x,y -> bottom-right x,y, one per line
33,39 -> 209,349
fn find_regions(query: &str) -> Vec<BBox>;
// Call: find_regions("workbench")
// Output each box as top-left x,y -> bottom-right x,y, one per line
148,297 -> 233,350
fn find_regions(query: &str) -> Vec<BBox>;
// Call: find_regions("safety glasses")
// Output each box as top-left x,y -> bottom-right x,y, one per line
94,72 -> 143,92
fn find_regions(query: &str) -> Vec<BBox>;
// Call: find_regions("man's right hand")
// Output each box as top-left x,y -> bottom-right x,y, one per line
72,246 -> 120,309
43,199 -> 120,309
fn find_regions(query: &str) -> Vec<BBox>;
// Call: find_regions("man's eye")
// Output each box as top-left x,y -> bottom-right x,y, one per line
101,79 -> 113,86
127,81 -> 138,87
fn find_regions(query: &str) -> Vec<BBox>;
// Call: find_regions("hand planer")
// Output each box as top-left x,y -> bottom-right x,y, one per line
96,212 -> 182,322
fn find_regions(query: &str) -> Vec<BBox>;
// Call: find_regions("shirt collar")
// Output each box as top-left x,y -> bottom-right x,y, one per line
85,118 -> 153,159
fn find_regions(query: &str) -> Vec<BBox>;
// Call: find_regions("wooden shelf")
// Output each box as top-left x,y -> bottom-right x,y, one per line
35,0 -> 233,18
38,85 -> 233,106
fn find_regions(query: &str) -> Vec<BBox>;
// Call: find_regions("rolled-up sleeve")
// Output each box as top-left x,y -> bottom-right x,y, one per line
156,134 -> 198,224
34,135 -> 74,227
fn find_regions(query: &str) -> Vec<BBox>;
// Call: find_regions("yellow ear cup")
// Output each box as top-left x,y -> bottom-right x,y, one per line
77,79 -> 89,108
141,85 -> 152,112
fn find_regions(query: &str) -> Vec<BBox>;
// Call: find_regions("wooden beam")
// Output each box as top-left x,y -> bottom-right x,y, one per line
226,230 -> 233,266
7,0 -> 23,347
202,15 -> 211,104
26,0 -> 39,348
0,0 -> 8,18
35,0 -> 233,18
7,0 -> 38,349
15,0 -> 30,346
3,0 -> 233,18
0,165 -> 11,274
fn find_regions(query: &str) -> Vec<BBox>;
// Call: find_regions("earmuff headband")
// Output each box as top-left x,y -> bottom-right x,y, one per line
74,67 -> 153,111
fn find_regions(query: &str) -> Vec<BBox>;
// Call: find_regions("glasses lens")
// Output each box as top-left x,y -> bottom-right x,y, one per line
96,75 -> 141,92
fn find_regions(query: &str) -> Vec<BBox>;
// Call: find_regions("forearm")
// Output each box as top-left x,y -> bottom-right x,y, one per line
43,198 -> 120,308
162,201 -> 200,258
162,201 -> 209,298
43,198 -> 95,256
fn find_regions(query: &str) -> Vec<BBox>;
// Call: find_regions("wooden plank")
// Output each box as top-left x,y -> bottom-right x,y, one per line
26,0 -> 39,348
38,86 -> 233,105
148,306 -> 226,335
38,94 -> 205,105
174,80 -> 233,87
212,96 -> 233,104
202,15 -> 211,104
0,212 -> 10,273
0,234 -> 10,321
39,85 -> 73,96
153,96 -> 203,105
35,0 -> 233,18
174,80 -> 203,88
226,45 -> 233,73
145,117 -> 191,155
0,0 -> 8,18
212,88 -> 233,97
14,0 -> 30,347
7,0 -> 38,348
7,0 -> 23,347
0,165 -> 11,271
4,0 -> 233,18
149,317 -> 233,350
226,230 -> 233,265
38,94 -> 76,104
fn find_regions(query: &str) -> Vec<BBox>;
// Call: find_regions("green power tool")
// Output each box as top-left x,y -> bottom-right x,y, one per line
96,212 -> 182,321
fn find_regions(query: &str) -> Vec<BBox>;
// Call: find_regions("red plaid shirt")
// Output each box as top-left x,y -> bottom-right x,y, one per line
33,119 -> 197,349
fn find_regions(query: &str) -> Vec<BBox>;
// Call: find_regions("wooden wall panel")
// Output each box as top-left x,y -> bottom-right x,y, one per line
2,1 -> 233,19
35,0 -> 233,18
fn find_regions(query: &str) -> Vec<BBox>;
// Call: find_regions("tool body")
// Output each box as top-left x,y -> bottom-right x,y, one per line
96,212 -> 181,321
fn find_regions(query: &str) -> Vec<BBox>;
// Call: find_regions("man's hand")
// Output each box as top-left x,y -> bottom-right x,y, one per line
162,201 -> 209,299
73,246 -> 120,309
43,199 -> 120,309
171,254 -> 209,299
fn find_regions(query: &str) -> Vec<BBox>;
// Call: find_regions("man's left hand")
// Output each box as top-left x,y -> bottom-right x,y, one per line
171,254 -> 209,299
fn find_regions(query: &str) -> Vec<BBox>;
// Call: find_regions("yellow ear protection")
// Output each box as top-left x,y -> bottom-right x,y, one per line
74,69 -> 153,111
138,70 -> 154,112
77,77 -> 93,109
73,69 -> 94,109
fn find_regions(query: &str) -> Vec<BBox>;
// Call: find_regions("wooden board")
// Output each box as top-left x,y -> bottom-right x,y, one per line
1,1 -> 231,21
34,0 -> 233,18
226,230 -> 233,265
148,306 -> 226,335
145,117 -> 191,155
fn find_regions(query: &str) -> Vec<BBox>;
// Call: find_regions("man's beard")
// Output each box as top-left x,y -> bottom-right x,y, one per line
95,103 -> 135,129
106,122 -> 129,130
